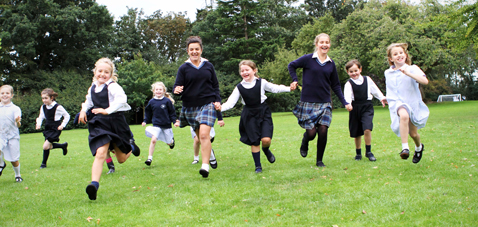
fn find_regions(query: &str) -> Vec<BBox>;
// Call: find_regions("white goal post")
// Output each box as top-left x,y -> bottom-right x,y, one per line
437,94 -> 462,102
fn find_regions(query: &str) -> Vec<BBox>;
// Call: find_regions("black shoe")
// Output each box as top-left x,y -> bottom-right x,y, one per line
412,144 -> 424,164
210,137 -> 215,143
169,139 -> 175,149
300,143 -> 308,158
255,166 -> 262,173
130,139 -> 140,156
191,160 -> 199,164
264,150 -> 276,163
400,149 -> 410,159
145,159 -> 152,166
366,152 -> 377,161
355,155 -> 362,161
15,177 -> 23,182
107,167 -> 115,174
40,164 -> 47,169
316,161 -> 326,167
0,162 -> 6,176
62,142 -> 68,156
86,184 -> 98,200
209,149 -> 217,169
199,169 -> 209,178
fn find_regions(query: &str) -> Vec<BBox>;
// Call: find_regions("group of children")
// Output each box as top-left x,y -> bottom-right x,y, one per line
0,34 -> 429,201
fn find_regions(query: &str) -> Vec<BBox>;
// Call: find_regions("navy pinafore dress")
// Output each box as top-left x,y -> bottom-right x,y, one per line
43,104 -> 62,143
87,82 -> 133,156
237,79 -> 273,146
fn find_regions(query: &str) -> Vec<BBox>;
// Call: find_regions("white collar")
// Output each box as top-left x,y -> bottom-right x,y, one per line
45,101 -> 58,107
0,102 -> 13,107
312,52 -> 331,64
153,96 -> 164,100
390,63 -> 409,71
185,57 -> 208,64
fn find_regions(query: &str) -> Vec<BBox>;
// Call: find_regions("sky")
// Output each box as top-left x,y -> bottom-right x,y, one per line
95,0 -> 213,21
95,0 -> 305,21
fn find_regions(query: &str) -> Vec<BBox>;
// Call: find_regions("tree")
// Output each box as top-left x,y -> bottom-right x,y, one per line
146,11 -> 191,62
0,0 -> 114,78
304,0 -> 364,22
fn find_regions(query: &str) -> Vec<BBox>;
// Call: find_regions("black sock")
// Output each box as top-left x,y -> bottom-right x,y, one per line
42,150 -> 50,165
262,146 -> 271,155
356,148 -> 362,156
107,160 -> 115,170
316,125 -> 328,162
366,145 -> 371,154
252,152 -> 261,168
52,142 -> 66,149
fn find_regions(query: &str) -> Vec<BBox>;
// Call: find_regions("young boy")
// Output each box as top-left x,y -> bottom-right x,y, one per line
343,59 -> 387,161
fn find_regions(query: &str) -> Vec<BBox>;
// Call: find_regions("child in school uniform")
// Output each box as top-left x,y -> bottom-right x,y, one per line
36,88 -> 70,169
0,85 -> 23,182
73,109 -> 138,174
79,57 -> 140,200
142,82 -> 179,166
385,43 -> 429,163
174,36 -> 221,178
220,60 -> 295,173
343,60 -> 387,161
288,33 -> 352,167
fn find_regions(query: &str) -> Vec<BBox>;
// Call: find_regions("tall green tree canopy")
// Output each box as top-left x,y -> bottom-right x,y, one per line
0,0 -> 113,77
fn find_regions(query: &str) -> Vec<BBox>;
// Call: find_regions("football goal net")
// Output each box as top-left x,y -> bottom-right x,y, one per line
437,94 -> 462,102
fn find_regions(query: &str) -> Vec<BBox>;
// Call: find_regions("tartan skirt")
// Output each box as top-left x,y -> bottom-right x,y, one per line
179,103 -> 217,131
292,101 -> 332,129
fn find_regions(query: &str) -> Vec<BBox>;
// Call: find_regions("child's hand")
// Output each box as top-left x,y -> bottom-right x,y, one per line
92,108 -> 108,115
142,122 -> 146,127
381,98 -> 388,107
57,125 -> 64,131
345,104 -> 353,112
36,125 -> 41,130
79,111 -> 87,124
174,120 -> 180,127
174,86 -> 183,94
290,81 -> 298,90
214,102 -> 221,111
15,116 -> 21,127
218,120 -> 225,127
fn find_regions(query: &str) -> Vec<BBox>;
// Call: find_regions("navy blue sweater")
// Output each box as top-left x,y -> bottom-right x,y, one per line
143,97 -> 177,128
174,61 -> 221,107
288,54 -> 348,106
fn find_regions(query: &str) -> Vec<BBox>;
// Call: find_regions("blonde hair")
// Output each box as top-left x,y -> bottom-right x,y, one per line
386,43 -> 412,66
41,88 -> 58,101
314,33 -> 331,46
151,82 -> 175,104
0,84 -> 14,94
238,60 -> 258,77
92,57 -> 118,82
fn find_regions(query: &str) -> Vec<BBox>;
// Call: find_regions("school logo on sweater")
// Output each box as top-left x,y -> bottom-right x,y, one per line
161,104 -> 166,109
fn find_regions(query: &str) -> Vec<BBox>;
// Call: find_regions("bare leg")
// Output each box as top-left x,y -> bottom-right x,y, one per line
149,136 -> 157,157
364,130 -> 372,146
91,144 -> 108,182
398,108 -> 410,144
354,136 -> 362,149
198,125 -> 212,165
408,122 -> 421,147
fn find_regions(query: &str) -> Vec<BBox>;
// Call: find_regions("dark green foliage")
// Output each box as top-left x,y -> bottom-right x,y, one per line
9,69 -> 92,133
0,0 -> 113,74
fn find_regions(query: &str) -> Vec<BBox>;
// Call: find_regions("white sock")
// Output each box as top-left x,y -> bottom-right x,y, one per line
402,143 -> 409,150
0,152 -> 5,167
148,156 -> 153,160
201,163 -> 209,171
415,144 -> 423,152
13,163 -> 21,177
194,155 -> 199,161
209,149 -> 216,160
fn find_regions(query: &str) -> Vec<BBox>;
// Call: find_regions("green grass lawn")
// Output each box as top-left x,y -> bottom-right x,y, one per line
1,101 -> 477,226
